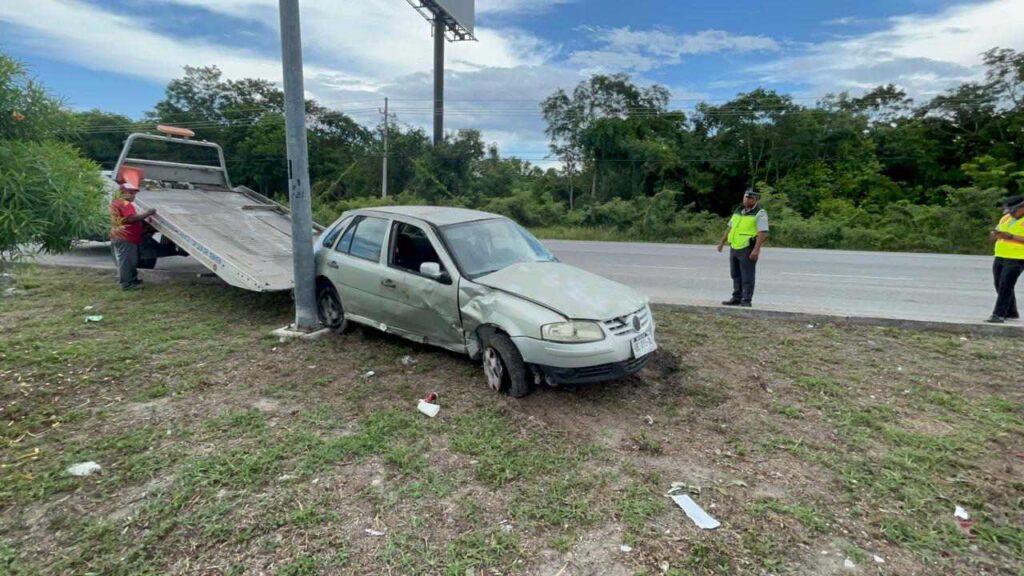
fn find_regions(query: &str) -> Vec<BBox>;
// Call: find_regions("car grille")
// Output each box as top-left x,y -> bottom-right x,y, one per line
571,354 -> 651,379
602,307 -> 651,337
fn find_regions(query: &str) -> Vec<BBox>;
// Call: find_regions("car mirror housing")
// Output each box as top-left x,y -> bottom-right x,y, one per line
420,262 -> 450,283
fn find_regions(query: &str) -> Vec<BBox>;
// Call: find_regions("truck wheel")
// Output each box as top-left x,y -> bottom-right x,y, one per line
482,334 -> 530,398
316,282 -> 349,334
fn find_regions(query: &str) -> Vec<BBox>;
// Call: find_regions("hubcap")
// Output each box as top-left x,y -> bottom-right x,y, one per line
483,348 -> 504,391
319,292 -> 341,326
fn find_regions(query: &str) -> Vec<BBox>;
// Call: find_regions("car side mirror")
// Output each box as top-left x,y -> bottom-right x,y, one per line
420,262 -> 450,283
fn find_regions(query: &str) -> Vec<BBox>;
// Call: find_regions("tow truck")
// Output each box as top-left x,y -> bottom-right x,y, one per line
104,125 -> 320,292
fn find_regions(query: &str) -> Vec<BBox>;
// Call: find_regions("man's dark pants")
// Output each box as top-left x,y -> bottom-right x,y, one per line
111,239 -> 140,289
730,246 -> 757,304
992,257 -> 1023,318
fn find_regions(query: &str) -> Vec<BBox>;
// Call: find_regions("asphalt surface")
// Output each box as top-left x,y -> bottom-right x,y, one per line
36,240 -> 1000,325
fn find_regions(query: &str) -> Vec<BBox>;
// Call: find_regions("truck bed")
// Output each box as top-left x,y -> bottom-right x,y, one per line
134,186 -> 306,292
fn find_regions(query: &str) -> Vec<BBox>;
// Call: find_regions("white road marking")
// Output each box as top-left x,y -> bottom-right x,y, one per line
780,272 -> 913,281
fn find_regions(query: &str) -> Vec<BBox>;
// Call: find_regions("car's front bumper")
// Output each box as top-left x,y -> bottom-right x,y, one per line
533,353 -> 653,385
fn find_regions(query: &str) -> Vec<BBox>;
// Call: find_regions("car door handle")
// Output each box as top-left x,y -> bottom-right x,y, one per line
327,260 -> 339,269
381,279 -> 396,288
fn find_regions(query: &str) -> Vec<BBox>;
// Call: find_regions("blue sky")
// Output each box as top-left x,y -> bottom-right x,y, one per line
2,0 -> 1022,161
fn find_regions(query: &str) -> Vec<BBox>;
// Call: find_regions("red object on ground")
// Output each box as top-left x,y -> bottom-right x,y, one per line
956,519 -> 976,539
422,392 -> 438,403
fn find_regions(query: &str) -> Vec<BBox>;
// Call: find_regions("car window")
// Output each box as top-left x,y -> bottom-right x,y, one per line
321,217 -> 351,248
348,216 -> 388,262
390,222 -> 443,275
335,217 -> 358,254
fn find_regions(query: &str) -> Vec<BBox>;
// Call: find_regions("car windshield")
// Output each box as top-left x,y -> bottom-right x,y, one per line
441,218 -> 555,278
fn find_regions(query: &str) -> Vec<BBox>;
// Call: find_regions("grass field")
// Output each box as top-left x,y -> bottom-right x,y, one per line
1,267 -> 1022,575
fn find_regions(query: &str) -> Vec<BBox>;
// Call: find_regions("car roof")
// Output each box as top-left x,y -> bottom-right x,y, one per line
355,205 -> 503,226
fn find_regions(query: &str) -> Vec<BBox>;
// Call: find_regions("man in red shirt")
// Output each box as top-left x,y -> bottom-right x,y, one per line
110,181 -> 156,290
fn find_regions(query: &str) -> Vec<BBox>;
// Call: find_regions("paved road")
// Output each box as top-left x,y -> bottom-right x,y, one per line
37,240 -> 998,325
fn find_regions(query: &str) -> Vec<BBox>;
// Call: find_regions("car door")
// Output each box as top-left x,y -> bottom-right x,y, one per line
322,215 -> 391,326
379,219 -> 463,349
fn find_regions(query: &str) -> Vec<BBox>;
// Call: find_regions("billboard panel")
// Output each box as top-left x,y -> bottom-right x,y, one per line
436,0 -> 474,35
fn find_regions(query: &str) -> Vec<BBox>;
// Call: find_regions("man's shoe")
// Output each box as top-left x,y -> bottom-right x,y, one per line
986,315 -> 1005,323
739,302 -> 752,307
721,299 -> 741,306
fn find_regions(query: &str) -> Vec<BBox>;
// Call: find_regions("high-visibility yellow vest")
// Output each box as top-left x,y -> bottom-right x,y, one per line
995,214 -> 1024,259
728,210 -> 760,250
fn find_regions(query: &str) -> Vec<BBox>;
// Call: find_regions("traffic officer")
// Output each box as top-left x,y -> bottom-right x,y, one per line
987,195 -> 1024,323
717,188 -> 769,307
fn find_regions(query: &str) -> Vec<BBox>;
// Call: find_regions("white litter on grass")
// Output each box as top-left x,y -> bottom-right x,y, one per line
670,494 -> 720,530
364,371 -> 376,378
620,544 -> 633,553
417,400 -> 440,418
954,505 -> 970,520
364,528 -> 386,537
873,555 -> 885,564
84,315 -> 104,323
83,305 -> 94,311
67,461 -> 102,476
400,356 -> 417,366
843,558 -> 856,570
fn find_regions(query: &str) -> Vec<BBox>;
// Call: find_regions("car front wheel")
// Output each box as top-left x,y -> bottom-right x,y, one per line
483,334 -> 530,398
317,282 -> 349,334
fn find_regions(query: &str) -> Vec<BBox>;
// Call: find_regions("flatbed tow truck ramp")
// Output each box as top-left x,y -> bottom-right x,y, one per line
108,126 -> 321,292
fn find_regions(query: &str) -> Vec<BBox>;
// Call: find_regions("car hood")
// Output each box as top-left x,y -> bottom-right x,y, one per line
474,262 -> 646,320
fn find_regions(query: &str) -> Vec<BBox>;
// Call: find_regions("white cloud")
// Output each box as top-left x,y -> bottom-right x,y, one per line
569,26 -> 780,73
0,0 -> 581,158
754,0 -> 1024,98
477,0 -> 577,15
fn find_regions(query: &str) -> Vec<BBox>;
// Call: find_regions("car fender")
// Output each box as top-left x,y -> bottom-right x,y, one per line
459,279 -> 564,359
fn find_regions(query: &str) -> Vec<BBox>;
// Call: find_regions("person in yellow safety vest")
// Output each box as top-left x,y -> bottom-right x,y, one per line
987,195 -> 1024,323
717,189 -> 769,307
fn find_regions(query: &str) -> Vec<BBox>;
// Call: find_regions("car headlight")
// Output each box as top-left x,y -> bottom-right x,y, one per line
541,321 -> 605,343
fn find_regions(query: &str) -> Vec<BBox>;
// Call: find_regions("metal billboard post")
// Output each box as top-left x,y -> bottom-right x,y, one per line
405,0 -> 476,147
433,17 -> 445,145
278,0 -> 318,332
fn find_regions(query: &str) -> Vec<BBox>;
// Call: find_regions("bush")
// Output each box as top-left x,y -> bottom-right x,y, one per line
0,140 -> 107,264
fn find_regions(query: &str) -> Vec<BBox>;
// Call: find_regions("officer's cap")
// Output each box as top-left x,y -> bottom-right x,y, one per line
1003,195 -> 1024,214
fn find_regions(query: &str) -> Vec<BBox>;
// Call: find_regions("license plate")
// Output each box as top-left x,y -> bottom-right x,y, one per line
631,332 -> 657,358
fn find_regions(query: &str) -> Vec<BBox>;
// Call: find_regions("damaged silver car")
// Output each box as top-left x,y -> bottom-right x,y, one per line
313,206 -> 657,397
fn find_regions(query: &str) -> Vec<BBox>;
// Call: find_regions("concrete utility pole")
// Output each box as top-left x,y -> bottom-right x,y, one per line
278,0 -> 317,331
381,97 -> 389,198
433,16 -> 444,145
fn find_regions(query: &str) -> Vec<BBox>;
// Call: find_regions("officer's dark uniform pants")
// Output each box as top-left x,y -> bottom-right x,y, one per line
730,246 -> 757,304
992,256 -> 1023,318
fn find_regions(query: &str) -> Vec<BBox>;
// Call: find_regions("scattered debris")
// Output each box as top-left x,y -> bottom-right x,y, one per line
363,371 -> 376,378
954,505 -> 970,520
669,494 -> 720,530
84,315 -> 104,323
805,323 -> 816,329
645,414 -> 655,425
400,355 -> 417,366
728,479 -> 748,488
959,336 -> 969,341
873,555 -> 885,564
500,520 -> 513,535
620,544 -> 633,553
843,558 -> 856,570
417,399 -> 440,418
659,560 -> 670,573
956,519 -> 976,539
67,461 -> 102,476
364,528 -> 386,537
83,305 -> 95,311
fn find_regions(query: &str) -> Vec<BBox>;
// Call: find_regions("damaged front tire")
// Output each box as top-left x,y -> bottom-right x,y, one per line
483,334 -> 530,398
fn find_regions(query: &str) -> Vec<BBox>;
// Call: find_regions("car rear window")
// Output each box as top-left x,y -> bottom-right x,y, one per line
348,217 -> 388,262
